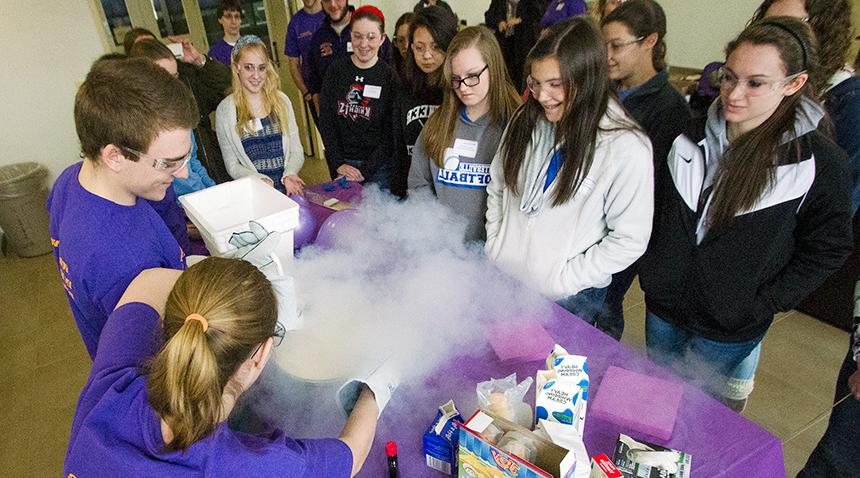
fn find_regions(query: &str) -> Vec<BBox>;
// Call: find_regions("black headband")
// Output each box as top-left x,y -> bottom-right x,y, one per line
758,20 -> 808,71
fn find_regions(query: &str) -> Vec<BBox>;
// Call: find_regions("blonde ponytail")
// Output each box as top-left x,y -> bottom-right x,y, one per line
146,257 -> 278,451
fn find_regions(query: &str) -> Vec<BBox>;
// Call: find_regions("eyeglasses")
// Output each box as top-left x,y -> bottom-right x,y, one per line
526,76 -> 565,96
606,36 -> 644,54
119,146 -> 192,173
222,12 -> 242,20
717,67 -> 805,96
451,65 -> 489,89
351,32 -> 381,43
251,321 -> 286,358
411,42 -> 443,56
240,63 -> 267,74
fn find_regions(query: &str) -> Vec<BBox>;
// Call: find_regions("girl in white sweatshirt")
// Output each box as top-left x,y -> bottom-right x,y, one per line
484,16 -> 653,326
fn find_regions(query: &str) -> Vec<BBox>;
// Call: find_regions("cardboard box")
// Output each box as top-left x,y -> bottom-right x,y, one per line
612,434 -> 692,478
458,410 -> 589,478
590,454 -> 623,478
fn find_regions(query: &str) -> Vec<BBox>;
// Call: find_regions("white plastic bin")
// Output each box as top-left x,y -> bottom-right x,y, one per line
179,177 -> 298,268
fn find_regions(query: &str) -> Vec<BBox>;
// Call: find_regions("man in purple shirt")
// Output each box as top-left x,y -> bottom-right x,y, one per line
47,57 -> 197,358
285,0 -> 325,121
208,0 -> 243,65
540,0 -> 588,30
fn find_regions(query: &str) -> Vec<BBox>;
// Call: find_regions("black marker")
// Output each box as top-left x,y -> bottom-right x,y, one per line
386,441 -> 399,478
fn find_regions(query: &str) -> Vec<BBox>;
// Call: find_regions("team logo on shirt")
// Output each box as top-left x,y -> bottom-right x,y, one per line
406,104 -> 438,126
435,155 -> 491,190
337,84 -> 372,121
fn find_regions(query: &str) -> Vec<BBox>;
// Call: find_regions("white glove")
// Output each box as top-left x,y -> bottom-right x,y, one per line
337,360 -> 399,418
227,221 -> 283,275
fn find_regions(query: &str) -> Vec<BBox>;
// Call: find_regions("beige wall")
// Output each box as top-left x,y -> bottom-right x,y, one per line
660,0 -> 757,69
0,0 -> 107,185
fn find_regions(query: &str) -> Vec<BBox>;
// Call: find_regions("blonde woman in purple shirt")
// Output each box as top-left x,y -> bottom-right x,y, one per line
64,257 -> 380,477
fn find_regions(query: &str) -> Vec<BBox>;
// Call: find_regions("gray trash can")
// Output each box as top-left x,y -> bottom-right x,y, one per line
0,162 -> 52,257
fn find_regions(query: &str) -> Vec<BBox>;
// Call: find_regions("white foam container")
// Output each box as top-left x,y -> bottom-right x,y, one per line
179,177 -> 298,266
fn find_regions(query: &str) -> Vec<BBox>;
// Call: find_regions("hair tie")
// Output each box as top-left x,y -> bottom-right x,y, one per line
185,313 -> 209,332
231,34 -> 265,62
353,5 -> 385,24
758,20 -> 808,71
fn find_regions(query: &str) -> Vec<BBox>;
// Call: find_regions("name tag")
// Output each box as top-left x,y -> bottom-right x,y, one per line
452,138 -> 478,158
252,118 -> 263,132
363,85 -> 382,99
346,41 -> 353,52
556,2 -> 565,10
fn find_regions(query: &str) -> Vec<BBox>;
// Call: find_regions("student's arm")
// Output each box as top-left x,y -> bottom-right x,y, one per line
280,93 -> 307,194
318,72 -> 346,180
285,22 -> 311,98
115,268 -> 184,317
484,141 -> 507,249
357,71 -> 400,180
558,131 -> 654,295
195,59 -> 233,114
407,130 -> 435,194
338,386 -> 379,477
755,140 -> 854,314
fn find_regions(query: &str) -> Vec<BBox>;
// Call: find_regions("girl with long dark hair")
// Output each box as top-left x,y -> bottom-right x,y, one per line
485,17 -> 653,324
639,17 -> 853,404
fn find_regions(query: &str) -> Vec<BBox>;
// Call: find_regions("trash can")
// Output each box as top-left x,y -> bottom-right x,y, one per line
0,162 -> 52,257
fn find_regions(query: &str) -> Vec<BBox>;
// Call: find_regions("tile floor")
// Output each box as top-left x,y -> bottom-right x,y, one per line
0,251 -> 849,476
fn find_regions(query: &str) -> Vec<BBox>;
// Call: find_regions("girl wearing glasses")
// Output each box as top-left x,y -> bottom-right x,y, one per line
319,6 -> 400,190
64,257 -> 381,477
638,17 -> 852,405
597,0 -> 690,340
724,0 -> 858,416
408,26 -> 520,242
216,36 -> 306,195
485,17 -> 653,325
392,6 -> 459,197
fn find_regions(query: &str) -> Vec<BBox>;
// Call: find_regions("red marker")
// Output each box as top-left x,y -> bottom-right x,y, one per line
386,441 -> 399,478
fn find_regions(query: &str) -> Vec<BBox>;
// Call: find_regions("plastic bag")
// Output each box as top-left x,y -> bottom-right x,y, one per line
476,373 -> 534,428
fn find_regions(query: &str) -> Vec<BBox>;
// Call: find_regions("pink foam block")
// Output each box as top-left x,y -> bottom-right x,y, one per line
590,366 -> 683,441
487,320 -> 555,363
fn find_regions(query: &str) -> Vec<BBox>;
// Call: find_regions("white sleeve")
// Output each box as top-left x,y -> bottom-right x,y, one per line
559,131 -> 654,292
484,143 -> 507,252
280,93 -> 306,177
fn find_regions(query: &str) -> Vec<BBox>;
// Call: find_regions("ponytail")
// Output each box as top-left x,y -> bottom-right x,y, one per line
146,257 -> 278,451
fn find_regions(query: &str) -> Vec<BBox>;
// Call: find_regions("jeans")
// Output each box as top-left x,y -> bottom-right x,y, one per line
725,342 -> 761,400
600,261 -> 638,340
645,311 -> 764,399
557,287 -> 608,329
797,347 -> 860,476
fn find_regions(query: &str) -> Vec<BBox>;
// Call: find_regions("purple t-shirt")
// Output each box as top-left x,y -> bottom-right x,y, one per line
540,0 -> 587,29
208,39 -> 234,66
64,302 -> 354,477
47,162 -> 186,358
285,9 -> 326,84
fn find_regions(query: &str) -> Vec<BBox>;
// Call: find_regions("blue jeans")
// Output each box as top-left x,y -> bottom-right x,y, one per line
645,311 -> 764,399
557,287 -> 608,328
600,261 -> 638,340
725,342 -> 761,400
797,348 -> 860,476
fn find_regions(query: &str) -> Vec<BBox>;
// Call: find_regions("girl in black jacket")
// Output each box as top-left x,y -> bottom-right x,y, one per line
638,17 -> 853,404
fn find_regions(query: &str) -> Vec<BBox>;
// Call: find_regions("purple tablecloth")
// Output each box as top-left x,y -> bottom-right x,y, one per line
285,183 -> 786,477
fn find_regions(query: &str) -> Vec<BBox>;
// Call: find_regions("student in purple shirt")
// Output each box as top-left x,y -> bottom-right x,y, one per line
64,258 -> 381,477
209,0 -> 243,65
47,57 -> 196,358
285,0 -> 326,120
540,0 -> 587,30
